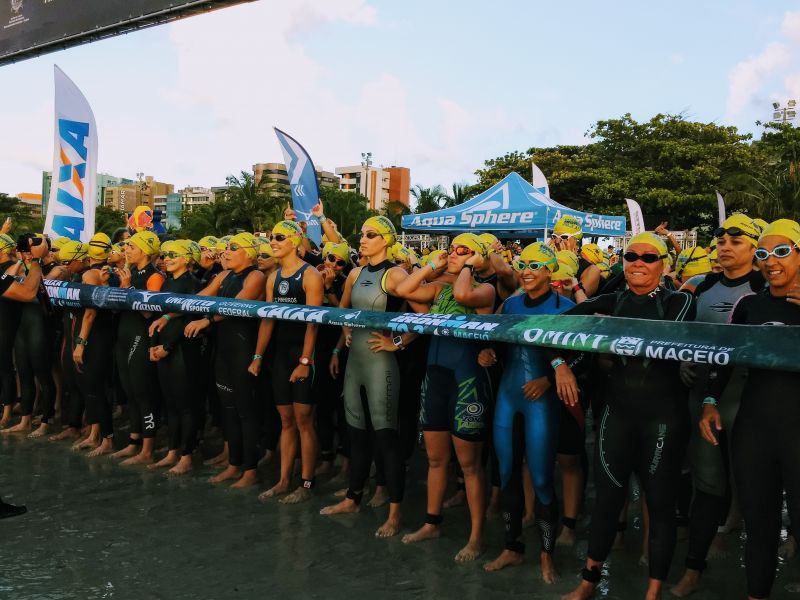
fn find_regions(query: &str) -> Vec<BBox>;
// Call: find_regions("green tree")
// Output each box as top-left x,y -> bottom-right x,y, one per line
95,205 -> 126,237
222,171 -> 283,232
412,184 -> 447,214
0,194 -> 44,234
443,182 -> 473,208
382,200 -> 411,232
319,186 -> 375,239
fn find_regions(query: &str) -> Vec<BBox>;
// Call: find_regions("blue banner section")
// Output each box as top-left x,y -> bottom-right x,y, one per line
42,279 -> 800,373
273,127 -> 322,246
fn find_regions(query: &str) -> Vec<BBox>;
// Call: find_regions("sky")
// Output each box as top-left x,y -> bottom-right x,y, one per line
1,0 -> 799,201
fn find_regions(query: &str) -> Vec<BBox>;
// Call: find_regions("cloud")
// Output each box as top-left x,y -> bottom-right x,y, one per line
726,10 -> 800,119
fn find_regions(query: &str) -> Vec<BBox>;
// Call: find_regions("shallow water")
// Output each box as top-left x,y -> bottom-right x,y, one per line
1,432 -> 797,600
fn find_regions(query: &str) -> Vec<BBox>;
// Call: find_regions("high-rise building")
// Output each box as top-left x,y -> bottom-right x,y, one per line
16,193 -> 42,218
180,186 -> 215,211
104,176 -> 174,213
253,163 -> 340,201
41,171 -> 134,215
335,164 -> 410,211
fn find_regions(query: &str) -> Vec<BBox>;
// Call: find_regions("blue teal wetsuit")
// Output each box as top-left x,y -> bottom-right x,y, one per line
495,290 -> 574,554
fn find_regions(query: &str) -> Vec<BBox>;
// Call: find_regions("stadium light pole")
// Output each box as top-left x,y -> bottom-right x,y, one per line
772,100 -> 797,124
361,151 -> 372,208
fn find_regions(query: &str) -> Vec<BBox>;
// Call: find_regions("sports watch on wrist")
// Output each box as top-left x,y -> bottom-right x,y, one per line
299,357 -> 312,366
392,335 -> 405,350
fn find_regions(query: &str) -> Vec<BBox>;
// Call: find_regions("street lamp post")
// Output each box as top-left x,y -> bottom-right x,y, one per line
361,151 -> 372,208
772,100 -> 797,124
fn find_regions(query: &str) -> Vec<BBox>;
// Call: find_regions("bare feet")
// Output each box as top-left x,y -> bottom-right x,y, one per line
27,423 -> 49,439
280,486 -> 312,504
166,456 -> 193,477
87,438 -> 114,458
402,524 -> 441,545
484,549 -> 524,572
541,551 -> 559,584
49,427 -> 81,442
320,497 -> 360,515
561,580 -> 596,600
670,569 -> 701,597
121,452 -> 153,466
258,480 -> 290,501
455,540 -> 484,562
209,465 -> 241,484
443,489 -> 466,509
148,451 -> 179,470
230,469 -> 258,490
204,449 -> 228,467
375,515 -> 401,538
332,487 -> 348,498
72,436 -> 99,451
367,486 -> 389,508
1,419 -> 31,434
556,526 -> 576,547
111,444 -> 139,459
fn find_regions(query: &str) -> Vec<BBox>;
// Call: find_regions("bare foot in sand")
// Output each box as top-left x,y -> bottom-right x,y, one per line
541,552 -> 559,584
49,427 -> 81,442
556,526 -> 576,547
72,436 -> 99,451
87,438 -> 114,457
670,569 -> 701,597
560,581 -> 597,600
121,452 -> 153,466
443,489 -> 465,509
111,443 -> 139,459
209,465 -> 241,484
230,469 -> 258,490
376,513 -> 401,538
455,540 -> 484,562
1,419 -> 31,434
402,523 -> 441,545
27,423 -> 49,439
166,456 -> 193,477
280,486 -> 312,504
484,549 -> 523,572
320,497 -> 360,515
148,450 -> 179,470
258,480 -> 290,501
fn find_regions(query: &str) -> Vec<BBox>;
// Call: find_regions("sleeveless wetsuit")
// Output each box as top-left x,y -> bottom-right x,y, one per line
495,291 -> 574,555
342,261 -> 405,504
420,284 -> 491,441
270,263 -> 313,405
566,287 -> 696,581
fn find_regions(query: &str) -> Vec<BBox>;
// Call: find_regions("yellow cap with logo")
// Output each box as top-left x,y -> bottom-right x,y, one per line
272,220 -> 304,248
718,214 -> 760,247
514,242 -> 558,272
363,216 -> 397,247
229,232 -> 258,258
129,231 -> 161,256
759,218 -> 800,247
580,243 -> 603,265
198,235 -> 219,250
676,246 -> 712,279
477,233 -> 499,252
452,233 -> 487,256
323,241 -> 350,262
58,240 -> 89,262
87,232 -> 112,260
553,215 -> 583,239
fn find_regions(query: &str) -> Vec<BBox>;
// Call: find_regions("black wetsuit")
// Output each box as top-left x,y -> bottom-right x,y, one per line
75,265 -> 114,438
216,267 -> 259,471
152,271 -> 201,456
314,272 -> 347,463
115,264 -> 164,440
269,263 -> 313,406
61,272 -> 85,430
708,290 -> 800,599
0,261 -> 22,410
566,287 -> 696,581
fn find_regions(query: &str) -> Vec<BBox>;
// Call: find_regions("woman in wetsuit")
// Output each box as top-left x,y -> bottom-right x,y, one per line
250,221 -> 323,503
148,240 -> 202,476
70,233 -> 116,456
319,216 -> 417,538
700,219 -> 800,600
480,242 -> 579,583
395,233 -> 496,562
186,233 -> 265,488
110,231 -> 165,465
561,232 -> 696,600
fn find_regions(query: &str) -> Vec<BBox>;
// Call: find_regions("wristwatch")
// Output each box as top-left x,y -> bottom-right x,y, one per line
392,335 -> 406,350
318,214 -> 328,223
299,357 -> 312,366
75,337 -> 88,347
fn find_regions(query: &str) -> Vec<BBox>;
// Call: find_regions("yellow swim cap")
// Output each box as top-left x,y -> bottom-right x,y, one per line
0,234 -> 15,253
424,249 -> 446,268
553,215 -> 583,239
58,240 -> 88,263
215,235 -> 232,252
478,233 -> 499,252
198,235 -> 218,250
229,232 -> 258,259
272,220 -> 304,248
129,231 -> 161,256
87,232 -> 112,260
753,218 -> 769,233
255,237 -> 272,257
363,216 -> 397,247
597,261 -> 610,278
676,246 -> 712,280
451,233 -> 486,256
626,232 -> 668,255
759,218 -> 800,247
718,214 -> 760,247
580,243 -> 603,265
515,242 -> 558,272
161,240 -> 193,261
708,245 -> 718,262
556,250 -> 579,274
323,241 -> 350,262
52,237 -> 71,251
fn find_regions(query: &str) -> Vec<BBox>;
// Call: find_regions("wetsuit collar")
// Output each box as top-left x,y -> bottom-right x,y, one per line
721,271 -> 758,288
366,260 -> 393,273
523,290 -> 554,308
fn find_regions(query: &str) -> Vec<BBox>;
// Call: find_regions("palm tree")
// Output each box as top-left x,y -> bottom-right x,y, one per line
223,171 -> 282,232
411,184 -> 447,214
443,182 -> 473,208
